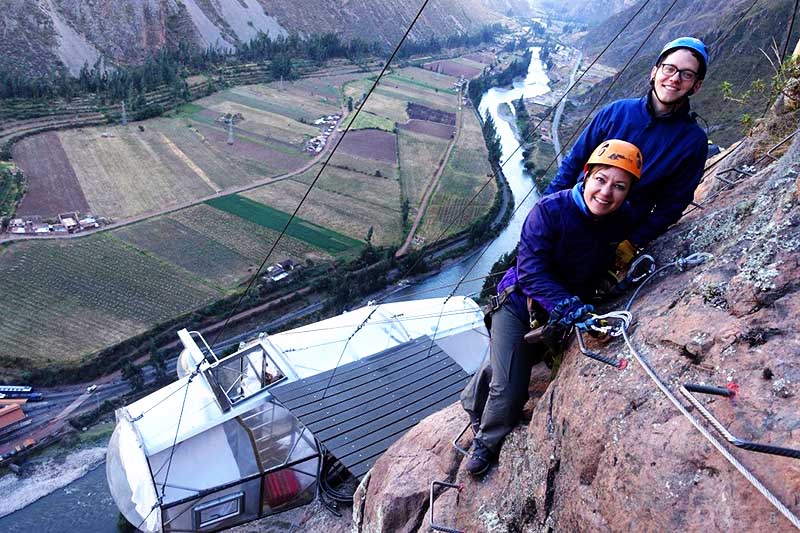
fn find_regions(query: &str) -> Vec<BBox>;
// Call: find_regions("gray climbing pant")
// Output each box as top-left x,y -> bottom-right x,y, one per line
460,304 -> 543,452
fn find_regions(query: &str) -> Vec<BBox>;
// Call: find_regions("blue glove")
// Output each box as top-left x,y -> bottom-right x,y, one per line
550,296 -> 595,330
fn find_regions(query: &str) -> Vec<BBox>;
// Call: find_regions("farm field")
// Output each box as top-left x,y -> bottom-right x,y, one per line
423,59 -> 483,79
338,129 -> 398,163
328,151 -> 399,180
0,234 -> 223,370
375,80 -> 458,111
15,78 -> 344,221
340,111 -> 396,132
388,67 -> 459,91
12,132 -> 90,217
398,119 -> 455,139
292,163 -> 401,217
207,195 -> 364,254
0,54 -> 498,369
244,168 -> 402,246
342,87 -> 409,124
397,129 -> 450,210
114,202 -> 332,287
418,109 -> 495,241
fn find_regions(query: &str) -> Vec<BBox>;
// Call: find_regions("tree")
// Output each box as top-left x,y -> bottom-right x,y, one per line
121,360 -> 145,392
482,114 -> 502,165
148,340 -> 169,384
270,53 -> 293,80
401,198 -> 410,226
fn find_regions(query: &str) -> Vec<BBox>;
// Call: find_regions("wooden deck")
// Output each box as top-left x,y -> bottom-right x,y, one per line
270,335 -> 470,479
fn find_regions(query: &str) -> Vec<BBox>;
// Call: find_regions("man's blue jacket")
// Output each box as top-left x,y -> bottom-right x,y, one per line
544,94 -> 707,247
498,185 -> 631,321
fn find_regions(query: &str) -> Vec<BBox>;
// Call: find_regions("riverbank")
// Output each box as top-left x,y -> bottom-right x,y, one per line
0,445 -> 107,519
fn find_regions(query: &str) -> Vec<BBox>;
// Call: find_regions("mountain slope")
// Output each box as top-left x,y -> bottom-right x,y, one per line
574,0 -> 800,146
0,0 -> 523,77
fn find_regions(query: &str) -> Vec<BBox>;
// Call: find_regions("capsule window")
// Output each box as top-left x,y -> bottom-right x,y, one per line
193,492 -> 245,529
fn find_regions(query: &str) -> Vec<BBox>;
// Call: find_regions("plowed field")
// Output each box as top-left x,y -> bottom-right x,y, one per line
398,120 -> 455,140
338,129 -> 398,163
12,132 -> 89,216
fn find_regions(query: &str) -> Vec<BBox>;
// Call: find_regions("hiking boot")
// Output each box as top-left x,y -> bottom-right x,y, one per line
465,439 -> 495,476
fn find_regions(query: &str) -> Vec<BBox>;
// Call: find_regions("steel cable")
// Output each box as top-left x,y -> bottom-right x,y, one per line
620,255 -> 800,529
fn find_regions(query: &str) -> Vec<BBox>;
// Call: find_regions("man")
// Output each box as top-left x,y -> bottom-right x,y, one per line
545,37 -> 709,260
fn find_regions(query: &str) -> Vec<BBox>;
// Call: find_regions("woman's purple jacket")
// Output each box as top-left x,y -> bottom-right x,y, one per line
497,185 -> 632,322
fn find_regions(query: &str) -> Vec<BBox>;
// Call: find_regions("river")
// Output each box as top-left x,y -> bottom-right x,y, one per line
389,46 -> 551,301
0,47 -> 552,531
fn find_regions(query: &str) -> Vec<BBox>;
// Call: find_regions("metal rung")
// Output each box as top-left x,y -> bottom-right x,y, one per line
452,421 -> 474,456
575,329 -> 628,370
430,480 -> 463,533
680,384 -> 800,460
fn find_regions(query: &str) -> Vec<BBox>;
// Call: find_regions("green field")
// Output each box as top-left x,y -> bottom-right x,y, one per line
341,111 -> 396,131
0,235 -> 223,368
207,194 -> 364,253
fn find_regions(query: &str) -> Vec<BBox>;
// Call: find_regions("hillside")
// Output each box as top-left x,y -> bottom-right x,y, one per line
573,0 -> 800,147
536,0 -> 637,24
0,0 -> 523,78
349,73 -> 800,531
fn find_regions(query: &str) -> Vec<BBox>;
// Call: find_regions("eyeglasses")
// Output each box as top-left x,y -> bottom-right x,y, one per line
659,63 -> 698,82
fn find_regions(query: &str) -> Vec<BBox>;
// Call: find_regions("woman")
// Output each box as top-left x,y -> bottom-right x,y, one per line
460,139 -> 642,476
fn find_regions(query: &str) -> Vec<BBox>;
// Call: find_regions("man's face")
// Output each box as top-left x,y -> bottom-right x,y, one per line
650,49 -> 703,104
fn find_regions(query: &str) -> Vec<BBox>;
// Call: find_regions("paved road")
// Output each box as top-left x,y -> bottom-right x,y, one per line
552,50 -> 582,166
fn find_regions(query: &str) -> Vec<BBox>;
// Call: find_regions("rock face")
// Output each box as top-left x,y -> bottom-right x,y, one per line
356,100 -> 800,530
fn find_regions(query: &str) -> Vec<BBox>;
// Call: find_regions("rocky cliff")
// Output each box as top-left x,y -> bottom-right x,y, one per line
0,0 -> 521,77
348,81 -> 800,531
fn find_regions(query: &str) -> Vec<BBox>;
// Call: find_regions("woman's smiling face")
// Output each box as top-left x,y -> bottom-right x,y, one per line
582,164 -> 633,217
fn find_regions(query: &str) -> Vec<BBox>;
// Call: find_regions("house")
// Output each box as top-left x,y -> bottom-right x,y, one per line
0,403 -> 25,432
265,261 -> 295,282
79,216 -> 99,229
59,212 -> 80,232
277,260 -> 295,271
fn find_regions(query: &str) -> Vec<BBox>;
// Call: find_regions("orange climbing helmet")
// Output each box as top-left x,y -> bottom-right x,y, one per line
583,139 -> 643,180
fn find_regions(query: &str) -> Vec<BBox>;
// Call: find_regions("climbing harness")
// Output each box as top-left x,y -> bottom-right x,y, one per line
429,480 -> 464,533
